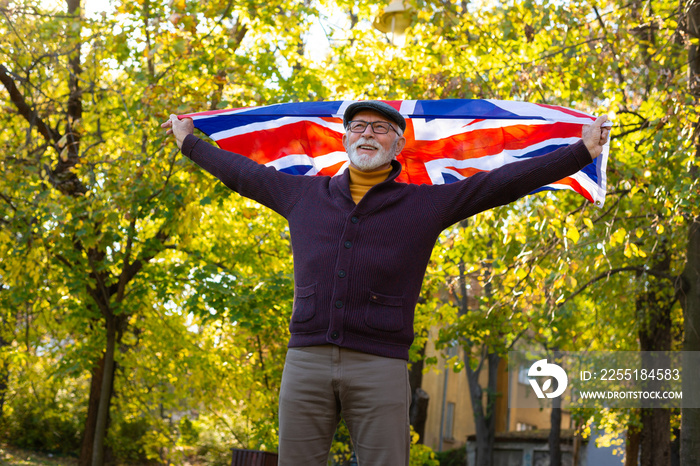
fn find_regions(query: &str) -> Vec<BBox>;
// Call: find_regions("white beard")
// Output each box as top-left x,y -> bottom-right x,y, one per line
346,137 -> 398,172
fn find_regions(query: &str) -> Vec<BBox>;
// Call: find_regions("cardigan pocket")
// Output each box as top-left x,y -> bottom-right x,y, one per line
364,291 -> 404,332
292,283 -> 317,323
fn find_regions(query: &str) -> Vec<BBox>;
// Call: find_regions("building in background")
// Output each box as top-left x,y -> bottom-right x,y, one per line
420,332 -> 622,465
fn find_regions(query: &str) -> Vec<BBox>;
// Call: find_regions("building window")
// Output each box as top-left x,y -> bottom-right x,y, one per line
446,342 -> 459,358
443,402 -> 455,440
516,422 -> 537,431
518,364 -> 530,385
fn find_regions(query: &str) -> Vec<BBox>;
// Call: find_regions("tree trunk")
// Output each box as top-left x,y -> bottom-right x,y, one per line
548,403 -> 562,466
548,350 -> 563,466
0,367 -> 7,418
409,345 -> 429,443
640,408 -> 671,466
679,216 -> 700,465
572,426 -> 582,466
625,419 -> 640,466
92,314 -> 117,466
636,246 -> 673,466
681,1 -> 700,460
465,350 -> 499,466
455,226 -> 499,465
0,325 -> 8,418
672,427 -> 681,466
79,355 -> 105,466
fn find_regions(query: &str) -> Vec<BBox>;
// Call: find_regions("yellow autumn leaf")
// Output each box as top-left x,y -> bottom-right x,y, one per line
611,227 -> 627,246
565,225 -> 580,244
630,243 -> 647,258
624,243 -> 633,258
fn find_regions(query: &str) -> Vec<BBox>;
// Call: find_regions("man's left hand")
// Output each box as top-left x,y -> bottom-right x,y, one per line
582,115 -> 611,160
161,114 -> 194,150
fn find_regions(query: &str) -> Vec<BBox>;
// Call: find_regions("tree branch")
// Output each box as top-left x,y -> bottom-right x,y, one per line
559,266 -> 678,307
0,192 -> 18,213
112,227 -> 171,298
0,64 -> 60,148
0,65 -> 87,196
116,215 -> 138,303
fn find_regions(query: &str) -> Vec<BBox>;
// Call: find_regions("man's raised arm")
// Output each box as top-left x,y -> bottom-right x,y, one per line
160,112 -> 311,219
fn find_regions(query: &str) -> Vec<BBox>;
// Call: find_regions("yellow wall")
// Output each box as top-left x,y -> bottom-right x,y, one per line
421,326 -> 480,450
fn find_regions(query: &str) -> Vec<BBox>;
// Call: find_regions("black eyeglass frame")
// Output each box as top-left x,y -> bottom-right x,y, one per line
346,120 -> 399,135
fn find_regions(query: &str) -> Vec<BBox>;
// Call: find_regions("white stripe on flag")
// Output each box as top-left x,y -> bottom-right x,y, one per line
210,117 -> 345,141
411,118 -> 551,141
424,137 -> 580,183
487,99 -> 595,125
399,100 -> 417,116
265,151 -> 349,175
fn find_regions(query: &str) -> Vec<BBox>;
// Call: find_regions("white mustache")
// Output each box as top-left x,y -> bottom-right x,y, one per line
351,138 -> 381,151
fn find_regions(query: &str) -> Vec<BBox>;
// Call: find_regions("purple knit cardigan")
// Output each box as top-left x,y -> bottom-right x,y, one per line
182,134 -> 592,360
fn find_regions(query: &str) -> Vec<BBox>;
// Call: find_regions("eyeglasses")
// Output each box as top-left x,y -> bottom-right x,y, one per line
347,120 -> 398,135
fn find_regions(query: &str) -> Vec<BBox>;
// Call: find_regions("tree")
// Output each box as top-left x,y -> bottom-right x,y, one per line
2,0 -> 697,462
680,2 -> 700,464
1,0 -> 313,462
356,0 -> 694,462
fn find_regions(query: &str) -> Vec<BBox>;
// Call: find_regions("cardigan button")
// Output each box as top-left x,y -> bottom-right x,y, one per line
351,216 -> 359,224
330,332 -> 339,340
344,241 -> 352,249
335,300 -> 344,309
338,270 -> 347,278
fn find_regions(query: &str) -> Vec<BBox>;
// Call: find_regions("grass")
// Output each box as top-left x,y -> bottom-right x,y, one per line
0,445 -> 77,466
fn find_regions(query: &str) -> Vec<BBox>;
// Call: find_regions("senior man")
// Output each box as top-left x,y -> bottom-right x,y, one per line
163,101 -> 610,465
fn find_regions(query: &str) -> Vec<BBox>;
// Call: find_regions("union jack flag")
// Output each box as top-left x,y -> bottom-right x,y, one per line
181,99 -> 609,206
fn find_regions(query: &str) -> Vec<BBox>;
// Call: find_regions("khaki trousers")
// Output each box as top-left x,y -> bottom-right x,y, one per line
278,345 -> 411,466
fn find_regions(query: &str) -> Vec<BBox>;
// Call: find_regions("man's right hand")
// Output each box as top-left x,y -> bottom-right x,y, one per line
161,114 -> 194,149
581,115 -> 611,160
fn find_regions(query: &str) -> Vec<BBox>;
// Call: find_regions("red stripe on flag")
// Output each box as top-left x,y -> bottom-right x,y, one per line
404,122 -> 582,164
445,166 -> 488,178
553,176 -> 593,202
318,161 -> 348,177
214,120 -> 345,164
395,121 -> 433,185
382,100 -> 404,112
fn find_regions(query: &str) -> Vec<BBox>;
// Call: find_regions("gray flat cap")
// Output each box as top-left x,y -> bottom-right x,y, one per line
343,101 -> 406,132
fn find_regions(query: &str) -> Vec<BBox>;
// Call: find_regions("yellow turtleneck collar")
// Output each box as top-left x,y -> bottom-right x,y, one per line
347,164 -> 392,204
